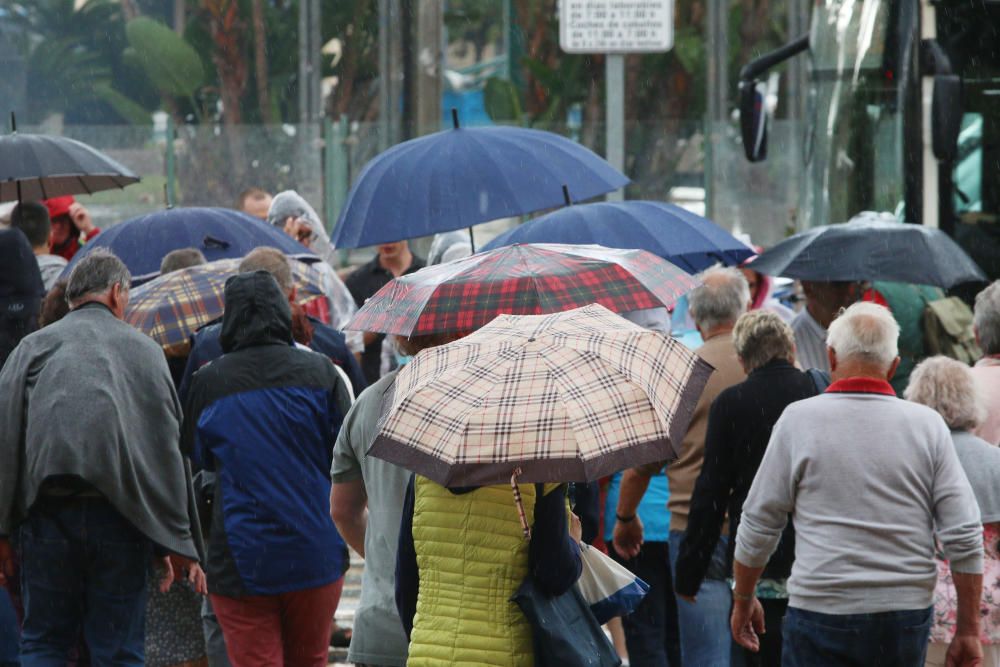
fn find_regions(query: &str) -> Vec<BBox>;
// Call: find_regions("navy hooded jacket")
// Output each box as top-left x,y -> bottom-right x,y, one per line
181,271 -> 350,596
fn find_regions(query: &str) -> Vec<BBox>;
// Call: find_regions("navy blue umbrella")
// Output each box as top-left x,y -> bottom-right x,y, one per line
481,201 -> 754,274
330,120 -> 629,249
747,212 -> 987,287
63,207 -> 316,284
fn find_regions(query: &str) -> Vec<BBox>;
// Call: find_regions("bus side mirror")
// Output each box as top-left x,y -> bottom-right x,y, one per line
739,79 -> 768,162
932,74 -> 962,162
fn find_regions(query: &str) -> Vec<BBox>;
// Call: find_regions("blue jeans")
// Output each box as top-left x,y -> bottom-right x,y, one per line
0,590 -> 18,667
783,606 -> 933,667
611,541 -> 681,667
669,530 -> 732,667
17,498 -> 151,667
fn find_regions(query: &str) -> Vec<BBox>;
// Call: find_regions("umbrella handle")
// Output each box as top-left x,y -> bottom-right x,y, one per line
511,468 -> 531,540
203,235 -> 231,250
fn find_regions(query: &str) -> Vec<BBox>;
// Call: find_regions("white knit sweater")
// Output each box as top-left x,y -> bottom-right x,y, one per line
735,385 -> 983,615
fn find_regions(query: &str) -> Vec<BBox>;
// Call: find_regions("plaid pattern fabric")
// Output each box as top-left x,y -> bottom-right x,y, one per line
369,304 -> 713,486
125,258 -> 326,349
346,243 -> 699,336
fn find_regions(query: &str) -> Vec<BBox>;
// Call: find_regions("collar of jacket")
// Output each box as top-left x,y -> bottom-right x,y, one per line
825,376 -> 896,396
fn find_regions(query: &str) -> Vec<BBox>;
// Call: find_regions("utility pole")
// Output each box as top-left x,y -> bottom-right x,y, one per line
379,0 -> 404,150
706,0 -> 729,124
412,0 -> 444,137
298,0 -> 323,124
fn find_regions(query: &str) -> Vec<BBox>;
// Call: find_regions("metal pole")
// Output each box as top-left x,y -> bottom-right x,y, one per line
378,0 -> 390,151
335,115 -> 351,267
298,0 -> 307,125
165,115 -> 176,207
606,54 -> 626,201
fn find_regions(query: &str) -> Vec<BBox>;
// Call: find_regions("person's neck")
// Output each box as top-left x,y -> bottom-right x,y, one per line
700,324 -> 735,342
831,360 -> 890,383
806,302 -> 835,329
379,249 -> 413,277
32,246 -> 48,257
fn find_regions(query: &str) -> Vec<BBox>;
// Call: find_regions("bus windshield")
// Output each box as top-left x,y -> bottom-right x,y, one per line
803,0 -> 903,229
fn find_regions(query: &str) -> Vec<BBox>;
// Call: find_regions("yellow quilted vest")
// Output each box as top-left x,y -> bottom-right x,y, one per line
408,476 -> 538,667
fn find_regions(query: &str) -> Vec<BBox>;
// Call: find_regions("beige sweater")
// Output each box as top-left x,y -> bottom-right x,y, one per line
663,332 -> 746,532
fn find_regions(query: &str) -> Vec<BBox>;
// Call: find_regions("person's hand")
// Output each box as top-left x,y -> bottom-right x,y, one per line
569,513 -> 583,542
730,597 -> 765,652
69,203 -> 95,236
612,514 -> 644,560
946,634 -> 983,667
283,216 -> 312,244
159,555 -> 208,595
0,539 -> 13,587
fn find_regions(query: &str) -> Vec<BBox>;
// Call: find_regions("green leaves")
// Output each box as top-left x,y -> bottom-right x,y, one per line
125,17 -> 204,98
483,77 -> 523,123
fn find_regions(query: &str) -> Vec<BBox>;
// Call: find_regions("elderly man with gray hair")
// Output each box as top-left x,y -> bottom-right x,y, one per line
972,281 -> 1000,445
732,302 -> 983,667
0,250 -> 204,665
614,266 -> 750,667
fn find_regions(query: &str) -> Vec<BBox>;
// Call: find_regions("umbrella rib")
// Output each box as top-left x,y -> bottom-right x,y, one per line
78,174 -> 93,195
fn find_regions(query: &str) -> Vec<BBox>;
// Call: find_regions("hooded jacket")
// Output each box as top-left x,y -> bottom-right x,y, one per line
181,271 -> 350,596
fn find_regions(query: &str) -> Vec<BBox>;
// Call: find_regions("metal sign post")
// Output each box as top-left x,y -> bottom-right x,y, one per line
560,0 -> 673,202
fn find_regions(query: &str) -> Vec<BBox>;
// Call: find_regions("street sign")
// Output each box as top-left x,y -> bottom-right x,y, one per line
559,0 -> 674,54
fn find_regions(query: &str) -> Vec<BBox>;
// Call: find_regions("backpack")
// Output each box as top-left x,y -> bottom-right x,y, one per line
923,296 -> 981,364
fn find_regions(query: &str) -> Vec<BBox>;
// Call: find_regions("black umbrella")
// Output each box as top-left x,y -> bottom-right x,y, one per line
747,212 -> 987,288
0,113 -> 139,203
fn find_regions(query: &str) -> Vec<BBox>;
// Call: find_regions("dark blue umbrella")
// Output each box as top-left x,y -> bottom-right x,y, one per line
481,201 -> 754,274
63,207 -> 316,284
330,120 -> 629,249
747,212 -> 987,287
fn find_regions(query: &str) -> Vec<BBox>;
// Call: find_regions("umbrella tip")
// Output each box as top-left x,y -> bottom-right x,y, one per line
9,111 -> 15,134
451,108 -> 459,130
562,185 -> 572,207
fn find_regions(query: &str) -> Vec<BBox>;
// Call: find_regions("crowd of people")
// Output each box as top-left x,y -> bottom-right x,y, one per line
0,189 -> 998,667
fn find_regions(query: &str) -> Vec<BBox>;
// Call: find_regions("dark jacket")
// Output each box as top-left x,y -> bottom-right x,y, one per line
181,272 -> 350,596
674,359 -> 818,596
178,315 -> 366,401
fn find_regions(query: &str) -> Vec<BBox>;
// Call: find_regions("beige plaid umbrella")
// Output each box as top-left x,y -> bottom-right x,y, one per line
369,304 -> 713,488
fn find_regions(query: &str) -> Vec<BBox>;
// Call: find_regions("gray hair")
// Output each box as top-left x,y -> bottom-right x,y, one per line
974,281 -> 1000,355
826,301 -> 899,369
65,249 -> 131,307
733,310 -> 796,371
687,267 -> 750,330
904,356 -> 986,431
160,247 -> 207,274
239,247 -> 293,293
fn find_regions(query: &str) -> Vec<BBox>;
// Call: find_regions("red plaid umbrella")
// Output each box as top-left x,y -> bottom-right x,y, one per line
345,243 -> 700,336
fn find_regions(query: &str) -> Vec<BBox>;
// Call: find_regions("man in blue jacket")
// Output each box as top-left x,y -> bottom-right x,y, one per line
182,271 -> 351,667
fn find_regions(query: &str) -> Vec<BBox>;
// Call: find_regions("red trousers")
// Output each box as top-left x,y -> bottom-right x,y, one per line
210,578 -> 343,667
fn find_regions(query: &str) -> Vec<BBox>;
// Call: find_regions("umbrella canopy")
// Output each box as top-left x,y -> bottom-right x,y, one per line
0,131 -> 139,202
330,125 -> 629,249
747,212 -> 987,287
64,207 -> 316,283
481,201 -> 754,273
369,304 -> 713,486
345,243 -> 700,337
125,257 -> 326,352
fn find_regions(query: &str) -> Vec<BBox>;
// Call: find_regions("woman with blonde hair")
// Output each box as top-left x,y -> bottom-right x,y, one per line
905,356 -> 1000,667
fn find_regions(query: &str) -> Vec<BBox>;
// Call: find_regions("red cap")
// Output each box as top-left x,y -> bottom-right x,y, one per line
43,195 -> 75,219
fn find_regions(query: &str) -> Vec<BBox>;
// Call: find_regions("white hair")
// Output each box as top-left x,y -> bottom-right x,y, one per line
974,281 -> 1000,355
905,356 -> 986,431
826,301 -> 899,369
687,267 -> 750,331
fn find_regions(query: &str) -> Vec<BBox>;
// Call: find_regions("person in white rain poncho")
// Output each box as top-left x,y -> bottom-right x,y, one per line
267,190 -> 361,353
